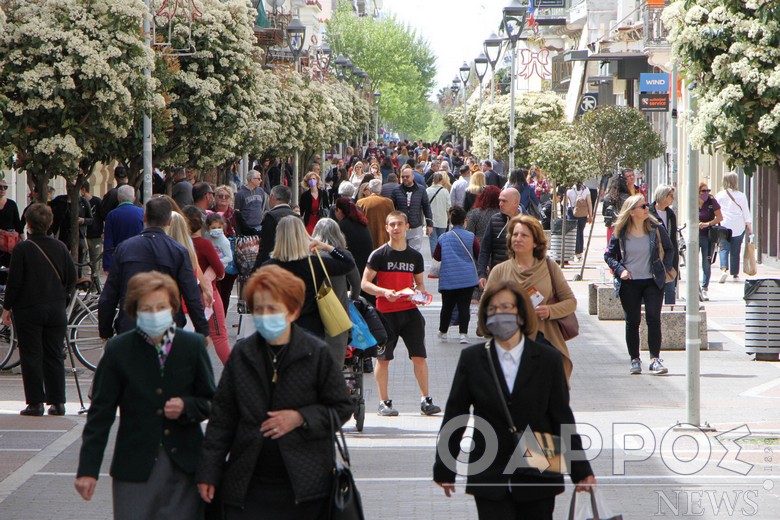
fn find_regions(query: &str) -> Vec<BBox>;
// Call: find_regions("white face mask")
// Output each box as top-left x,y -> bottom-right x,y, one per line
209,229 -> 224,238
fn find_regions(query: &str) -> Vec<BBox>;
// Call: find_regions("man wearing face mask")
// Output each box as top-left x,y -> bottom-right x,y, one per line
77,272 -> 216,518
234,170 -> 269,235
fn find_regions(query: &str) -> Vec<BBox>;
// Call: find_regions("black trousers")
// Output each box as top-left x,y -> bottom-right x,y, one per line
618,278 -> 663,359
475,493 -> 556,520
14,302 -> 67,405
439,286 -> 475,334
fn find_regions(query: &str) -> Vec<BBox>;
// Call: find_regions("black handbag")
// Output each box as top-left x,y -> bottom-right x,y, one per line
329,409 -> 365,520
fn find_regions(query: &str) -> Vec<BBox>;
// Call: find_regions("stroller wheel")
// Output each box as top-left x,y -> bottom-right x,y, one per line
355,402 -> 365,432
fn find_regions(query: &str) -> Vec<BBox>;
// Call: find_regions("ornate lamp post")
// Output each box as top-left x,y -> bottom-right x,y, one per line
334,53 -> 347,81
374,90 -> 381,142
450,78 -> 461,144
474,52 -> 489,111
484,32 -> 503,162
459,61 -> 471,148
502,0 -> 528,173
286,16 -> 306,205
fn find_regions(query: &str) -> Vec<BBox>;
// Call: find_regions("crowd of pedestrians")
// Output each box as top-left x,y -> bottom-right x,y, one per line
0,136 -> 756,520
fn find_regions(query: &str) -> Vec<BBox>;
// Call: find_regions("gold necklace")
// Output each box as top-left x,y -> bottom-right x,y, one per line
265,344 -> 289,384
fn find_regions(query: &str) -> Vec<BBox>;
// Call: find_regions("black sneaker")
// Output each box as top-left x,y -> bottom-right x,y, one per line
420,397 -> 441,416
362,357 -> 373,374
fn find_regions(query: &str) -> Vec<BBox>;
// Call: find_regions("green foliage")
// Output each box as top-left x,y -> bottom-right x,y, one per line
574,105 -> 665,177
421,104 -> 446,143
528,125 -> 599,187
663,0 -> 780,175
326,0 -> 436,136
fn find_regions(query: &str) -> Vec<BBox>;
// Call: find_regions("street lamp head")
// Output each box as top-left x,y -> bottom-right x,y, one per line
450,76 -> 460,94
459,61 -> 471,86
286,17 -> 306,58
474,52 -> 489,82
334,53 -> 347,70
343,59 -> 354,79
502,0 -> 528,43
484,32 -> 503,70
374,90 -> 381,100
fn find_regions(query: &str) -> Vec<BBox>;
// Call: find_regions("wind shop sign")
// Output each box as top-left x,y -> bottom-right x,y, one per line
639,73 -> 669,112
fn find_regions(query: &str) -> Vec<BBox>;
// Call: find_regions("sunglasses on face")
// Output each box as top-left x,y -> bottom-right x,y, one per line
0,186 -> 7,191
700,189 -> 710,193
635,203 -> 649,210
216,193 -> 230,199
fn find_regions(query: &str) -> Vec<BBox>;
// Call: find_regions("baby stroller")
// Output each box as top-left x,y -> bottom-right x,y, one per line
343,297 -> 386,432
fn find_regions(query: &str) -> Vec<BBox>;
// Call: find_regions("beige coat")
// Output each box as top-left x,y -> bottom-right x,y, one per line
485,257 -> 576,381
357,194 -> 394,249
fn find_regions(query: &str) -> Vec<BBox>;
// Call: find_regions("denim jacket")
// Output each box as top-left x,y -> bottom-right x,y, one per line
604,224 -> 674,295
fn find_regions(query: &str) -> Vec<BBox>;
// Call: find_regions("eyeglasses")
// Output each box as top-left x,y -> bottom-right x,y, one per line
635,203 -> 649,210
216,193 -> 230,199
700,189 -> 710,193
486,303 -> 517,316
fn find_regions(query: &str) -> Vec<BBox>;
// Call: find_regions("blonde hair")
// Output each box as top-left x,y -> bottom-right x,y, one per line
613,194 -> 659,237
722,171 -> 739,191
466,171 -> 486,195
271,215 -> 310,262
168,213 -> 197,266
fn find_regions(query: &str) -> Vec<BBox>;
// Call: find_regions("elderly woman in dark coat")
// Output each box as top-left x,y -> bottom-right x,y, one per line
197,265 -> 352,520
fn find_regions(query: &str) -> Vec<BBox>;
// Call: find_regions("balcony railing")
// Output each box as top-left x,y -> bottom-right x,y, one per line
643,3 -> 670,48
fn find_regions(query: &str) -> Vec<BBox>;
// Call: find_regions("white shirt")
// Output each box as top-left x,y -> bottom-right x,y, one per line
715,189 -> 752,237
497,335 -> 525,392
450,176 -> 469,208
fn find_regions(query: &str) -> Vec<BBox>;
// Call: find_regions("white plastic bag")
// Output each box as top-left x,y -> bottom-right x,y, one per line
569,490 -> 623,520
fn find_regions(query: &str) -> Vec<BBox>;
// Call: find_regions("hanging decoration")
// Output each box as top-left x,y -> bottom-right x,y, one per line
151,0 -> 203,56
517,48 -> 551,80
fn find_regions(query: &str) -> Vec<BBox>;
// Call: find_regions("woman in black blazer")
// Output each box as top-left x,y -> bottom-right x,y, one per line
299,172 -> 329,236
2,203 -> 76,416
433,279 -> 595,519
75,272 -> 215,519
334,196 -> 373,275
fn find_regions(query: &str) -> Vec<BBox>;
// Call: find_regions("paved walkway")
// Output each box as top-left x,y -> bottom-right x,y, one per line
1,218 -> 779,519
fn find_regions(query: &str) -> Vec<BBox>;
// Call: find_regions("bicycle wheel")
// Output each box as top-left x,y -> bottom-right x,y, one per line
68,304 -> 103,371
0,322 -> 18,370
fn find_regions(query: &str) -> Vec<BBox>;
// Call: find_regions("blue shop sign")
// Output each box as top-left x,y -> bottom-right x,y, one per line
640,73 -> 669,93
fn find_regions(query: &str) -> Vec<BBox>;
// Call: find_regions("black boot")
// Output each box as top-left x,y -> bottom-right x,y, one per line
20,404 -> 44,416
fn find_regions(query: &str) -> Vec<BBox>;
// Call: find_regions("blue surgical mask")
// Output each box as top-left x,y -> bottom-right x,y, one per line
253,313 -> 288,341
308,179 -> 317,187
136,309 -> 174,338
209,229 -> 224,238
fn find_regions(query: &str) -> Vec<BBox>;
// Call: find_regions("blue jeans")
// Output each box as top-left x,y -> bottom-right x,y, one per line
429,227 -> 447,256
718,232 -> 744,276
700,233 -> 713,289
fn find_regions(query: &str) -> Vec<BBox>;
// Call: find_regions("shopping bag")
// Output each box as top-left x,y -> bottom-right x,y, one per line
743,238 -> 757,276
0,230 -> 20,253
348,301 -> 377,350
309,251 -> 352,337
569,490 -> 623,520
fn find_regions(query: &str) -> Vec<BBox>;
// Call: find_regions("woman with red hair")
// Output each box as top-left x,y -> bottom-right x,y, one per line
466,185 -> 501,243
334,196 -> 373,274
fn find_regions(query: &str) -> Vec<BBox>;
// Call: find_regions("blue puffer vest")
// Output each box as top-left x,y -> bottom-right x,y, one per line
438,226 -> 479,291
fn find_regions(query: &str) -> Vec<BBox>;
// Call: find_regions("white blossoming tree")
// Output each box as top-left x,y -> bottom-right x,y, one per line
470,91 -> 565,166
663,0 -> 780,175
0,0 -> 155,255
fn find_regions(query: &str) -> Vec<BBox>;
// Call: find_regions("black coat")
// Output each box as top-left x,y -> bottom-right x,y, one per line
299,187 -> 329,223
196,327 -> 352,508
77,329 -> 215,481
604,224 -> 674,295
476,211 -> 511,279
433,338 -> 593,501
338,217 -> 373,274
254,204 -> 298,268
649,202 -> 679,271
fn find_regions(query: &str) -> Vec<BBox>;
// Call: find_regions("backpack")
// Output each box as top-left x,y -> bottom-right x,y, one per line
234,235 -> 260,278
573,189 -> 589,218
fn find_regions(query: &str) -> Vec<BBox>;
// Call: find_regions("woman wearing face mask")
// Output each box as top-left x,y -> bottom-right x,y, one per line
484,215 -> 576,382
197,265 -> 352,519
299,172 -> 327,236
75,272 -> 216,518
434,280 -> 595,519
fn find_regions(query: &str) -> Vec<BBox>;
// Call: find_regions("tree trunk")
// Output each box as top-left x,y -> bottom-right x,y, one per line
67,174 -> 85,264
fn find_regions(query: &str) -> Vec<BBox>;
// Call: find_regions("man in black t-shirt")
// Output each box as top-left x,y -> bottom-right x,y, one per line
361,211 -> 441,417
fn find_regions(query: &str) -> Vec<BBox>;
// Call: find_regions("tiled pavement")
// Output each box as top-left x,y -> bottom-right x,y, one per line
2,220 -> 780,519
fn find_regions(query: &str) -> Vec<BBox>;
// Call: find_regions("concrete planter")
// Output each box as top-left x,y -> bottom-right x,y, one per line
640,305 -> 708,351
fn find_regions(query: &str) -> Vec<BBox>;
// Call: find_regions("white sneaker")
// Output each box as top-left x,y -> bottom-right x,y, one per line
718,270 -> 728,284
701,289 -> 709,301
459,334 -> 468,344
437,332 -> 448,342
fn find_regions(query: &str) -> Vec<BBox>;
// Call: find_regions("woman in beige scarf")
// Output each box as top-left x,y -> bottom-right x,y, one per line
484,215 -> 575,381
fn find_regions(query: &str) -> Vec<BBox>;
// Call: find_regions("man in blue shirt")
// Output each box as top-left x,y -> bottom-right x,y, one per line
102,185 -> 144,273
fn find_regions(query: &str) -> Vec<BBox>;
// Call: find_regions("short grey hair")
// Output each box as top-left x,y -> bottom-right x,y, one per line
368,179 -> 382,194
312,218 -> 347,249
117,184 -> 135,203
722,171 -> 739,191
653,184 -> 675,204
338,182 -> 356,198
440,161 -> 450,171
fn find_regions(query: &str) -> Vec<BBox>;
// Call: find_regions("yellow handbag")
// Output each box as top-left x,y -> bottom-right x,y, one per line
308,250 -> 353,337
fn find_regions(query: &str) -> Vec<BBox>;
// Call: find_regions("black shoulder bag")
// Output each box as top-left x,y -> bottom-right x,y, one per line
329,409 -> 365,520
483,341 -> 567,479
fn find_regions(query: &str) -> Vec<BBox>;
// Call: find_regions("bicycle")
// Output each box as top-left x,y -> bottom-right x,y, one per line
0,267 -> 19,370
66,252 -> 108,372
